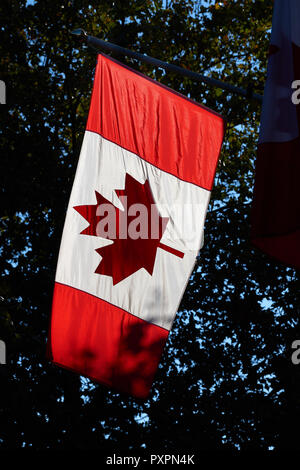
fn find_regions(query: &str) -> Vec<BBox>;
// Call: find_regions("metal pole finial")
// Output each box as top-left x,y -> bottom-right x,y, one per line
71,28 -> 88,43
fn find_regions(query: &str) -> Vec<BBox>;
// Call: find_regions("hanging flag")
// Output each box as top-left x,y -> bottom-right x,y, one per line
251,0 -> 300,268
47,53 -> 225,398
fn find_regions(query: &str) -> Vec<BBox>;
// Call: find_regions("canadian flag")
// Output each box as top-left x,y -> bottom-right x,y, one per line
47,54 -> 225,398
251,0 -> 300,268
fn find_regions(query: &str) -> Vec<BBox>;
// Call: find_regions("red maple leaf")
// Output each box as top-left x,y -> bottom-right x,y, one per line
74,173 -> 184,285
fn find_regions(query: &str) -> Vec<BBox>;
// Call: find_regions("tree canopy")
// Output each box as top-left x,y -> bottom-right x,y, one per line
0,0 -> 299,452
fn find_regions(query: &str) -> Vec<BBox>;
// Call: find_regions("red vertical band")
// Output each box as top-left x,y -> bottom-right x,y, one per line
47,283 -> 169,399
86,54 -> 225,191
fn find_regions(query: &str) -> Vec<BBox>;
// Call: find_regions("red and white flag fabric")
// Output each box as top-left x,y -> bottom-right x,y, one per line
251,0 -> 300,268
47,54 -> 225,398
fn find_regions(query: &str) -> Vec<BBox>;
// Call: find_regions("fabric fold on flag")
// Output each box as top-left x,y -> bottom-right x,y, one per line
251,0 -> 300,269
47,53 -> 225,398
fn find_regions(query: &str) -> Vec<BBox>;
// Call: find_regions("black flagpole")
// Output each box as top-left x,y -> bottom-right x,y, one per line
71,28 -> 263,103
